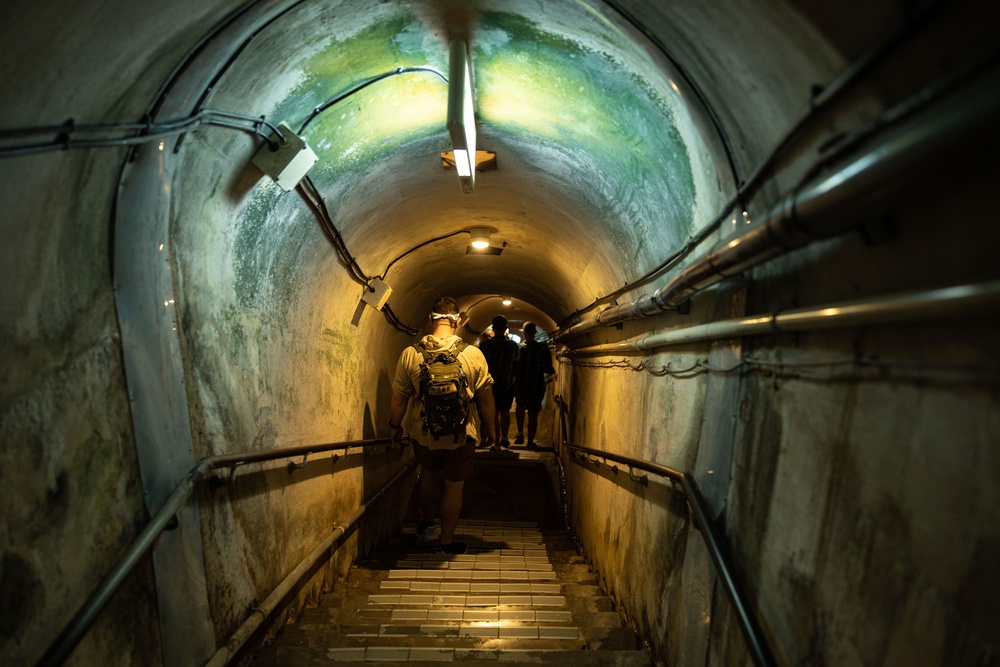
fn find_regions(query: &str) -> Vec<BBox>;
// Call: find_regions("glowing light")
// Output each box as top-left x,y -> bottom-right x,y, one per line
502,297 -> 512,305
469,227 -> 491,249
453,149 -> 472,177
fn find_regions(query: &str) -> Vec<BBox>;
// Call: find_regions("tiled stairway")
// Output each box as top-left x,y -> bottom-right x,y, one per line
248,453 -> 652,665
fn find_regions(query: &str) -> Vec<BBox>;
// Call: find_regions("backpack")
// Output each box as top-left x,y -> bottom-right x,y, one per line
414,340 -> 470,442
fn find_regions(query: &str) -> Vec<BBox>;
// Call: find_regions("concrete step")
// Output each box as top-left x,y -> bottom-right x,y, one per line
257,646 -> 652,666
248,517 -> 650,665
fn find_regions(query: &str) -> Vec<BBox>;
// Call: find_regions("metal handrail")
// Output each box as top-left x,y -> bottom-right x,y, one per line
38,437 -> 397,667
561,439 -> 778,667
205,459 -> 416,666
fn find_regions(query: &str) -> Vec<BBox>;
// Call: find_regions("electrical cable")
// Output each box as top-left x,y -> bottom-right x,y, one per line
382,304 -> 420,336
292,65 -> 454,337
379,230 -> 469,281
560,355 -> 1000,383
296,175 -> 422,336
557,200 -> 734,324
297,66 -> 448,134
297,175 -> 369,286
0,109 -> 285,158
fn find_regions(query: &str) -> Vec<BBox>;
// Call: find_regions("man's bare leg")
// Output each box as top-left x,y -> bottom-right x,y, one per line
419,468 -> 442,522
439,479 -> 465,544
527,411 -> 539,446
499,410 -> 511,444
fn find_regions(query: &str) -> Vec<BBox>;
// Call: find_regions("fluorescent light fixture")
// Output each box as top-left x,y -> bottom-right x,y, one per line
448,40 -> 476,194
469,227 -> 490,249
453,149 -> 472,177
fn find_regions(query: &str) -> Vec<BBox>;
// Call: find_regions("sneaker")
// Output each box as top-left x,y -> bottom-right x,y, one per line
514,435 -> 524,444
500,439 -> 510,448
416,521 -> 439,543
436,541 -> 467,555
527,441 -> 537,449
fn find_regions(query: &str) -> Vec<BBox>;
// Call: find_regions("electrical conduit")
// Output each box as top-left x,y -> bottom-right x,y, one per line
555,69 -> 1000,343
568,280 -> 1000,355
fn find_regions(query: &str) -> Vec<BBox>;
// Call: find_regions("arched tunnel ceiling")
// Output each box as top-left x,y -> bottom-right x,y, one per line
177,0 -> 729,331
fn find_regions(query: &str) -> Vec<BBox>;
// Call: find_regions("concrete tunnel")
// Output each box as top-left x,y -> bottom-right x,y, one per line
2,0 -> 999,665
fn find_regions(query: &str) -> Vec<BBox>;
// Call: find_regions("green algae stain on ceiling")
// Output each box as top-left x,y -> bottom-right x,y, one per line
269,13 -> 451,183
241,5 -> 700,276
472,12 -> 696,249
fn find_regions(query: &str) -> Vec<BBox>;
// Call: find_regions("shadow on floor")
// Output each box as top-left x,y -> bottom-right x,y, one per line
407,452 -> 565,531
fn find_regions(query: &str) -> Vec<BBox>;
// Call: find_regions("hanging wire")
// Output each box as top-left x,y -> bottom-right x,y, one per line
379,230 -> 469,281
297,66 -> 447,134
297,175 -> 370,287
296,175 -> 422,336
560,355 -> 1000,383
293,66 -> 451,337
382,304 -> 420,336
0,66 -> 434,335
560,357 -> 710,377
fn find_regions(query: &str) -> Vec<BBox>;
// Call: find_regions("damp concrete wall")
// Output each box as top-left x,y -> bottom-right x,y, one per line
0,2 -> 247,664
556,3 -> 1000,665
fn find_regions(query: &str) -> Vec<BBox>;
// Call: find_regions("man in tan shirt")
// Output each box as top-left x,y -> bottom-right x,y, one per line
389,296 -> 496,554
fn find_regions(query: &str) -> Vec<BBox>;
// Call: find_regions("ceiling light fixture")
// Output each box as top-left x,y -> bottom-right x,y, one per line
469,227 -> 491,249
502,297 -> 512,306
447,40 -> 476,194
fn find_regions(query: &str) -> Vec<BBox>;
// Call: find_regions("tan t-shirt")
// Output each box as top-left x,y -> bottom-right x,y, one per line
392,334 -> 494,449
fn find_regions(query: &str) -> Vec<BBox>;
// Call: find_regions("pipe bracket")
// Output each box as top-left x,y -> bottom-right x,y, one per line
629,467 -> 648,486
288,453 -> 310,472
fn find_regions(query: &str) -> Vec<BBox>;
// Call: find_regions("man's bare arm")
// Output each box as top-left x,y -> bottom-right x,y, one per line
475,390 -> 496,448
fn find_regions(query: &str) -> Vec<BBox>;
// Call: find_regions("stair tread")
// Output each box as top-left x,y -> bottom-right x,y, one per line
248,473 -> 649,666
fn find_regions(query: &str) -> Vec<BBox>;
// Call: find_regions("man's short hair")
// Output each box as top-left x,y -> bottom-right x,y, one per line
432,296 -> 460,315
523,322 -> 537,336
492,315 -> 508,333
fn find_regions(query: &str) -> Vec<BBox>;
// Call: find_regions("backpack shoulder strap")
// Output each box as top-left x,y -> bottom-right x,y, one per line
412,342 -> 433,363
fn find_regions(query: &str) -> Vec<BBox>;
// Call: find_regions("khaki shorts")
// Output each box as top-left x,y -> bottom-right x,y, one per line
410,439 -> 476,482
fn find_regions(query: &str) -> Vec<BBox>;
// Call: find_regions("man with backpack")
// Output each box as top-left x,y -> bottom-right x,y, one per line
478,315 -> 519,450
388,297 -> 496,555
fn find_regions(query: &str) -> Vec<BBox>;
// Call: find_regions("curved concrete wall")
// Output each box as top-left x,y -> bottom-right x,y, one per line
2,1 -> 998,666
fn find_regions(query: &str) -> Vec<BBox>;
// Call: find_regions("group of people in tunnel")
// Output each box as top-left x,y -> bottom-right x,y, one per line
478,314 -> 555,451
387,297 -> 554,555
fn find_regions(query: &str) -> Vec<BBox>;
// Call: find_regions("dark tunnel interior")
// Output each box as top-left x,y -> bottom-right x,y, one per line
2,1 -> 999,665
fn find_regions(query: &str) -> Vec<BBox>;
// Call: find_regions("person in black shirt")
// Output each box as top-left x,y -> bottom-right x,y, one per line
513,322 -> 555,448
478,315 -> 520,449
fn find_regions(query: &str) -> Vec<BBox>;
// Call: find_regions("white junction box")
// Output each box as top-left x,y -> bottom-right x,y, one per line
251,122 -> 318,191
361,278 -> 393,311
